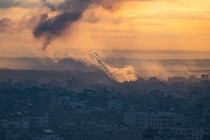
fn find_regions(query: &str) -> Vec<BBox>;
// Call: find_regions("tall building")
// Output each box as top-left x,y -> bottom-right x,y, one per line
124,110 -> 184,131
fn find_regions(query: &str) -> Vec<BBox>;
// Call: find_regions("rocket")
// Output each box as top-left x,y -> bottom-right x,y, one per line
93,50 -> 121,83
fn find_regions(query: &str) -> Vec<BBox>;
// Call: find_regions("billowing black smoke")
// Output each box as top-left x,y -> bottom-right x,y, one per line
33,12 -> 81,50
40,0 -> 57,12
33,0 -> 122,50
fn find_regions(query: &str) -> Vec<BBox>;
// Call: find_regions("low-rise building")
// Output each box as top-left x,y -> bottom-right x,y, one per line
163,127 -> 207,140
1,118 -> 29,129
124,111 -> 184,131
31,130 -> 64,140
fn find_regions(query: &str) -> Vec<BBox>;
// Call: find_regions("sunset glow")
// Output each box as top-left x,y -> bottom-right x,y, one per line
0,0 -> 210,58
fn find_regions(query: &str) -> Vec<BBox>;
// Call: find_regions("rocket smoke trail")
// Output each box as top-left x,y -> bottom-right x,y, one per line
33,0 -> 138,83
94,50 -> 121,82
34,0 -> 123,50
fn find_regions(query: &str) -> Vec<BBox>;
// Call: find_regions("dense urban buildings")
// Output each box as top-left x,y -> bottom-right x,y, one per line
0,69 -> 210,140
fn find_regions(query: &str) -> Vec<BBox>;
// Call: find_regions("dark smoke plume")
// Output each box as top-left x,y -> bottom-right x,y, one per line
33,12 -> 81,50
40,0 -> 57,11
34,0 -> 123,50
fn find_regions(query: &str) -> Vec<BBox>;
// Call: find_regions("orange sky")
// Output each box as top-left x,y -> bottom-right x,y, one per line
0,0 -> 210,58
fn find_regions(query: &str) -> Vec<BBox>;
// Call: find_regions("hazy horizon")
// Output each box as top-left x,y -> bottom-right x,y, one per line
1,50 -> 210,74
1,0 -> 210,81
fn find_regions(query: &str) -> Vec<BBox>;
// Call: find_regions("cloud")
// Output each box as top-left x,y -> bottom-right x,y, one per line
0,57 -> 97,70
0,0 -> 40,8
109,65 -> 137,82
1,0 -> 210,53
32,0 -> 127,50
0,0 -> 14,8
1,0 -> 210,81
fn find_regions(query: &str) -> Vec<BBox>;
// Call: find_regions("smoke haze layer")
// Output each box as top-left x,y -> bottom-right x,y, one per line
31,0 -> 139,82
1,0 -> 210,82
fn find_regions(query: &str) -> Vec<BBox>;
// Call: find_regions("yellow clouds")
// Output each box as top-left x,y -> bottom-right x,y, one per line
84,0 -> 210,51
1,0 -> 210,59
0,7 -> 44,57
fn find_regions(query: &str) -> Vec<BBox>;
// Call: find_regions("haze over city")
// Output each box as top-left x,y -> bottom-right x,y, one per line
0,0 -> 210,80
0,0 -> 210,140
